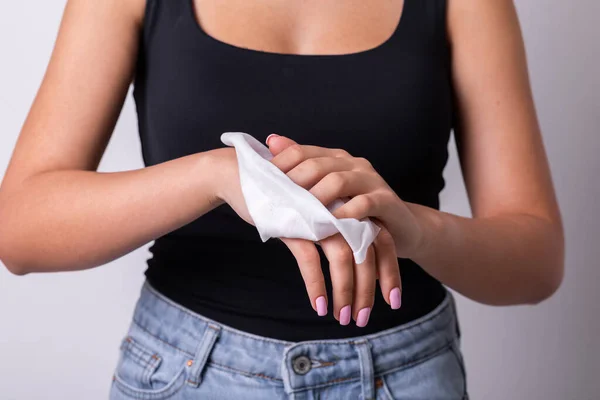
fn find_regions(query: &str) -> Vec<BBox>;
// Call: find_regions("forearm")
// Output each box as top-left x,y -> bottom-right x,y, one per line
0,149 -> 227,274
407,202 -> 564,306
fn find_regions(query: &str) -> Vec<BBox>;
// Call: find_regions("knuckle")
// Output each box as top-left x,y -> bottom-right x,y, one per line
355,157 -> 373,170
288,144 -> 305,161
303,158 -> 322,178
332,245 -> 353,264
336,283 -> 354,297
327,172 -> 347,191
375,229 -> 397,254
376,226 -> 393,242
296,247 -> 318,264
357,195 -> 375,212
333,148 -> 351,158
380,190 -> 398,204
377,235 -> 396,252
361,288 -> 376,300
306,276 -> 325,288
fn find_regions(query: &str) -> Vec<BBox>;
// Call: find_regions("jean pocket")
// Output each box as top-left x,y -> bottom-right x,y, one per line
111,333 -> 189,400
378,343 -> 467,400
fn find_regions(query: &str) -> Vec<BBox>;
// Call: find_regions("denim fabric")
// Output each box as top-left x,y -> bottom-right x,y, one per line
109,281 -> 468,399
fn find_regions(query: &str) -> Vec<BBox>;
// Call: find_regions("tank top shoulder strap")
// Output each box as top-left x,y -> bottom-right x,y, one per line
396,0 -> 449,43
139,0 -> 192,46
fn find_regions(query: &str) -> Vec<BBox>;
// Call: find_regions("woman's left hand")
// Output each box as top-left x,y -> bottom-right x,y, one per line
266,134 -> 425,259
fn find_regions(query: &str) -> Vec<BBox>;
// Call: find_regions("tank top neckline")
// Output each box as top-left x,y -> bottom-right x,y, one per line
183,0 -> 410,59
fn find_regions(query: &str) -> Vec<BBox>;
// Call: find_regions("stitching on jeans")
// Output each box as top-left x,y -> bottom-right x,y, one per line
145,281 -> 450,345
378,342 -> 457,400
141,354 -> 161,386
312,360 -> 336,368
137,282 -> 458,391
132,319 -> 285,383
121,339 -> 147,367
325,376 -> 358,385
143,281 -> 452,346
449,341 -> 468,396
207,360 -> 283,382
375,340 -> 454,378
132,319 -> 195,357
121,336 -> 160,371
290,375 -> 361,393
283,299 -> 452,349
143,284 -> 296,346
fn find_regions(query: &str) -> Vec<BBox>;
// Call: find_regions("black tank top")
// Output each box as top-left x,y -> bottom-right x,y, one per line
134,0 -> 453,341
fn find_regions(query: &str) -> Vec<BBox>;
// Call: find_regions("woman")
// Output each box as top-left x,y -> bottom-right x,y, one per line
0,0 -> 564,398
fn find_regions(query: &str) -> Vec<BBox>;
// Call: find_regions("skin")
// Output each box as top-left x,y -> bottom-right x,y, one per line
0,0 -> 564,328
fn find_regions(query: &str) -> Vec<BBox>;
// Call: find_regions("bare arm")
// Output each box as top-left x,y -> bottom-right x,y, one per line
408,0 -> 564,305
0,0 -> 227,274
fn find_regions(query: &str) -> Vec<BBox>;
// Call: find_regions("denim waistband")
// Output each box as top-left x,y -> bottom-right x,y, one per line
130,281 -> 459,395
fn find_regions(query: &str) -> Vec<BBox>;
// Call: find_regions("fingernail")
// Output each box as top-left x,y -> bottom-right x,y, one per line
316,296 -> 327,316
390,287 -> 402,310
266,134 -> 279,145
356,307 -> 371,327
339,305 -> 351,325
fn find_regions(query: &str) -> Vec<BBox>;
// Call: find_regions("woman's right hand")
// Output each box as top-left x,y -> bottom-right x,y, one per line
212,147 -> 402,327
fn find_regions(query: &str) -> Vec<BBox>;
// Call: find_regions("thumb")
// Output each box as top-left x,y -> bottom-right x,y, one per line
266,133 -> 298,156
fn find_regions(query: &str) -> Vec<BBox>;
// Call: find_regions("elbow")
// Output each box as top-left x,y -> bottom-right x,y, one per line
526,258 -> 565,305
0,229 -> 31,276
526,220 -> 566,305
0,250 -> 32,276
0,243 -> 33,276
0,199 -> 32,275
3,260 -> 31,276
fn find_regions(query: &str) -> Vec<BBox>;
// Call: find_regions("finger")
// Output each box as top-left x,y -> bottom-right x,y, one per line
270,143 -> 352,173
309,171 -> 378,207
352,245 -> 377,327
331,193 -> 387,220
319,235 -> 355,326
280,238 -> 328,316
372,222 -> 402,310
287,157 -> 355,189
265,134 -> 298,155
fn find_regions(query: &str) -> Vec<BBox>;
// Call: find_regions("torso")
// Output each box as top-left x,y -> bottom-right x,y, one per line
135,0 -> 452,341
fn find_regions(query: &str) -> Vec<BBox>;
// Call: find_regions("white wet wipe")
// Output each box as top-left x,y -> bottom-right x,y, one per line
220,132 -> 380,264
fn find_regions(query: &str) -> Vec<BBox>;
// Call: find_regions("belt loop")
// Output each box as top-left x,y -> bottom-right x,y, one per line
186,324 -> 221,388
354,340 -> 375,400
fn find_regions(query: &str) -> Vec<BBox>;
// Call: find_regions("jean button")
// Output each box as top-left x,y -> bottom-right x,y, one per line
292,355 -> 311,375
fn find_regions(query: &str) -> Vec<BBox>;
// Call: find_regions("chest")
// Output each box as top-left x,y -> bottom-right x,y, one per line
191,0 -> 405,56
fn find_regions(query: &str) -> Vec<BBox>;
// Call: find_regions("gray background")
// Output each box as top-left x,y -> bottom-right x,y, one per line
1,1 -> 598,399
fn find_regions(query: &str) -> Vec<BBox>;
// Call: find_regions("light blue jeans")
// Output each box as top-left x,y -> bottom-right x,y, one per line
109,281 -> 468,399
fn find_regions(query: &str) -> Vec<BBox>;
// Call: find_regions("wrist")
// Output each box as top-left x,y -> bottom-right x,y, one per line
197,147 -> 237,207
405,202 -> 445,261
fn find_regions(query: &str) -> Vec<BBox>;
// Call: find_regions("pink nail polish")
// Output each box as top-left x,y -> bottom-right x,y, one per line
339,305 -> 351,325
316,296 -> 327,316
390,287 -> 402,310
266,134 -> 279,145
356,307 -> 371,327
